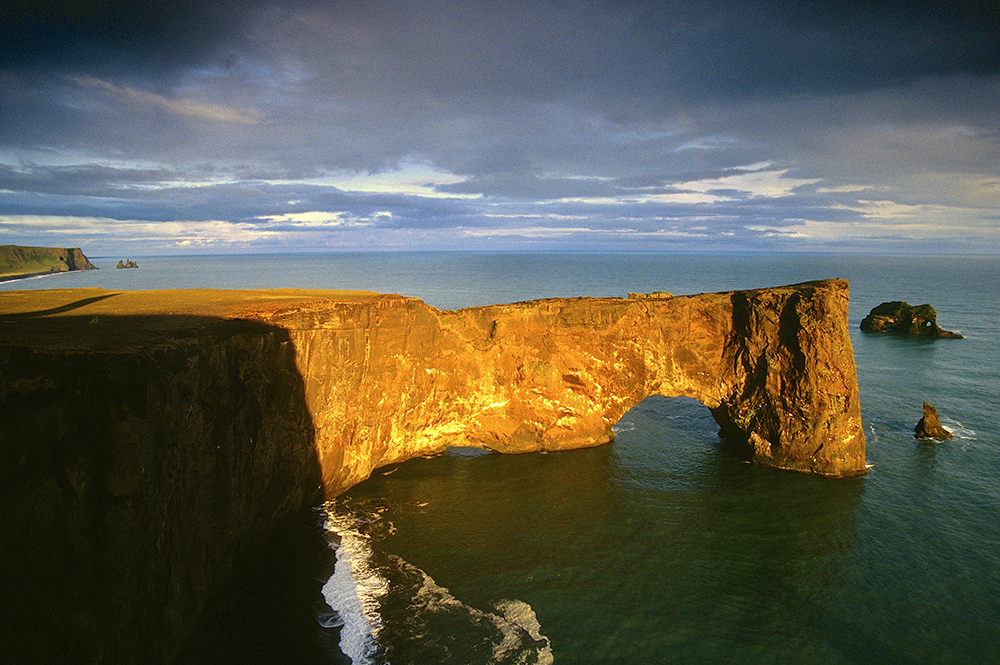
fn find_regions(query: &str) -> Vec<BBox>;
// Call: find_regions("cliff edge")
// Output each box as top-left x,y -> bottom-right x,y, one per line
0,280 -> 865,662
0,244 -> 98,281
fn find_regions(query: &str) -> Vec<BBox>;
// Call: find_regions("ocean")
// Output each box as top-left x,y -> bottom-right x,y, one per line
7,252 -> 999,664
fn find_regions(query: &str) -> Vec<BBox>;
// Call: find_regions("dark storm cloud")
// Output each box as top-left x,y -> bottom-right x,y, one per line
1,0 -> 285,79
341,0 -> 998,105
2,1 -> 998,253
5,1 -> 996,97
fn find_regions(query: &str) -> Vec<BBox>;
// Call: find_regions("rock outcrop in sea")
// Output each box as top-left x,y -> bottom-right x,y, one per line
0,279 -> 866,662
915,401 -> 953,439
860,301 -> 962,338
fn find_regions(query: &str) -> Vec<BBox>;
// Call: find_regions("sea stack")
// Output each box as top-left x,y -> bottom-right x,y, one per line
914,401 -> 953,439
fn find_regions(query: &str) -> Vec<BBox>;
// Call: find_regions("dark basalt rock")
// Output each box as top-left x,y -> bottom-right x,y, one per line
860,301 -> 962,338
915,401 -> 953,439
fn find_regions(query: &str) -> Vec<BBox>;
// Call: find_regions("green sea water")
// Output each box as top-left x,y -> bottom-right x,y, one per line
317,253 -> 999,665
9,252 -> 998,663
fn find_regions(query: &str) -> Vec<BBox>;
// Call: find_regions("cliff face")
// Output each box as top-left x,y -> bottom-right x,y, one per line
1,317 -> 322,664
0,244 -> 98,280
0,280 -> 865,662
256,279 -> 865,495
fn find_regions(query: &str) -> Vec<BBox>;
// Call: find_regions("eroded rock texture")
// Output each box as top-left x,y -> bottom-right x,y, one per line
0,279 -> 866,662
860,301 -> 962,338
223,279 -> 865,494
915,401 -> 953,439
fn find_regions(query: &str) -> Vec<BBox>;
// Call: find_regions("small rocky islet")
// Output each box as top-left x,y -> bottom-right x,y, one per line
860,301 -> 962,338
914,401 -> 953,439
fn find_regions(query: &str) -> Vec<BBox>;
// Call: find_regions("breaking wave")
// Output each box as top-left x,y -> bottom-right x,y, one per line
319,501 -> 553,665
941,417 -> 976,441
320,511 -> 389,664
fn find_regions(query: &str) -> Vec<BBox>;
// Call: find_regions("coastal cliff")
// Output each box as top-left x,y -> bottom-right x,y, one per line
0,280 -> 865,662
0,244 -> 98,281
1,311 -> 323,663
256,279 -> 865,494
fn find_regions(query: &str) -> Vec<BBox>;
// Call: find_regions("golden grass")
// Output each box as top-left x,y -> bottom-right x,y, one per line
0,288 -> 384,350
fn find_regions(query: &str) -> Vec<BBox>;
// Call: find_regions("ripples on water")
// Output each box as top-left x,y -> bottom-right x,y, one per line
307,254 -> 999,665
320,398 -> 873,664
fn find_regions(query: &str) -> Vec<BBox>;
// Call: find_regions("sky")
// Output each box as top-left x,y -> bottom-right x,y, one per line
1,0 -> 998,255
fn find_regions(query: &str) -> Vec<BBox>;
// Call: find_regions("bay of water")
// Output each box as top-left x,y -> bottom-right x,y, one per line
8,252 -> 999,663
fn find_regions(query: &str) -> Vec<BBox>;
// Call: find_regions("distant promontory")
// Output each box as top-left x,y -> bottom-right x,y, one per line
0,245 -> 98,282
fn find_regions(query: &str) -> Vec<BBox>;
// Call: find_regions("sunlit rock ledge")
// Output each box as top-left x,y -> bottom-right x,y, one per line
0,280 -> 865,662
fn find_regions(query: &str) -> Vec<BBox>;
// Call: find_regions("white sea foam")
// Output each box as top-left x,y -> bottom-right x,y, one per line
320,504 -> 554,664
942,418 -> 976,441
491,599 -> 554,665
321,512 -> 389,665
612,420 -> 636,433
391,555 -> 554,664
407,561 -> 466,613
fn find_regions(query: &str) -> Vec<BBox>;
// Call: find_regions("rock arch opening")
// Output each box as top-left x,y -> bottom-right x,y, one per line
612,395 -> 751,474
294,280 -> 865,492
614,395 -> 724,447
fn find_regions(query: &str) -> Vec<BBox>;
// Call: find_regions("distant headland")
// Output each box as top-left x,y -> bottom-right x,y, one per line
0,244 -> 98,282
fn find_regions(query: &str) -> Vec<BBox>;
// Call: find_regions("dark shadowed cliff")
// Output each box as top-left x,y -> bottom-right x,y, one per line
0,281 -> 865,662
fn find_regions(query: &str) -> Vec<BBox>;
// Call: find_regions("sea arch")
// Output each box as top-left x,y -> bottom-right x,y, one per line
610,394 -> 726,474
282,280 -> 867,496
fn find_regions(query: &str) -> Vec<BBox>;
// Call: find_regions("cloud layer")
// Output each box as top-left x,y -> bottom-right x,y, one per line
2,0 -> 998,253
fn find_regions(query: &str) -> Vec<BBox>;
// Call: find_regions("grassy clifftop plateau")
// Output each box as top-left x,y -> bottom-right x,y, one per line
0,245 -> 98,281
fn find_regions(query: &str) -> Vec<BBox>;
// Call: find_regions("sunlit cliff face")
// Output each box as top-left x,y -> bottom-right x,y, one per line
242,280 -> 865,491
